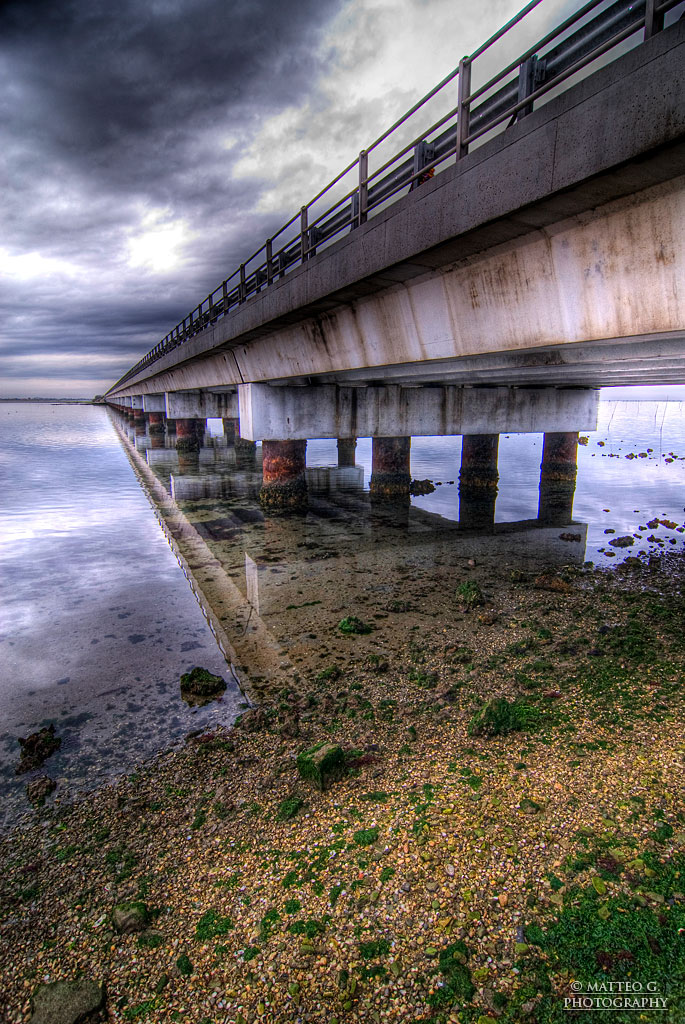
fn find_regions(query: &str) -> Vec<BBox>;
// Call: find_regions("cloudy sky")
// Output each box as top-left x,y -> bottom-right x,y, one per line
0,0 -> 587,398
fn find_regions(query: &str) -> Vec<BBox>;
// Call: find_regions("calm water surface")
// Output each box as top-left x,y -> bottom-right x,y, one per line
0,403 -> 242,832
2,398 -> 684,831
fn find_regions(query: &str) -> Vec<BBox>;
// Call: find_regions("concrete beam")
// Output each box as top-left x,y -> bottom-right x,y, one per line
130,395 -> 144,410
142,393 -> 166,412
238,383 -> 599,440
164,389 -> 238,419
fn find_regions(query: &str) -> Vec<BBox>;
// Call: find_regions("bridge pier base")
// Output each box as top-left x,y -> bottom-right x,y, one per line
459,434 -> 499,529
370,437 -> 411,503
148,411 -> 165,448
223,417 -> 239,445
538,432 -> 579,525
260,439 -> 308,510
337,437 -> 357,467
175,417 -> 202,470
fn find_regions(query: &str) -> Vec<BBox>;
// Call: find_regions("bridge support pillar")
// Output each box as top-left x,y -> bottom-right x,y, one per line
175,417 -> 202,470
459,434 -> 499,529
223,417 -> 239,445
148,411 -> 165,449
538,432 -> 578,525
260,440 -> 308,511
337,437 -> 357,467
370,437 -> 411,503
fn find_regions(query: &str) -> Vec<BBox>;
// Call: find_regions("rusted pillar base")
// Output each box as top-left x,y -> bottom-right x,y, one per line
538,431 -> 578,525
337,437 -> 357,467
148,411 -> 164,434
259,439 -> 308,511
459,434 -> 499,528
235,437 -> 257,471
370,436 -> 411,503
175,418 -> 202,453
223,417 -> 239,445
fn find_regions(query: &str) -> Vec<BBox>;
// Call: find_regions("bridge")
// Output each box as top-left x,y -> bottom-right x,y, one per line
105,0 -> 685,508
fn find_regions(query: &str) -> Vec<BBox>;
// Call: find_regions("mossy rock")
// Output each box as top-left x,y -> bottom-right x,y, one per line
180,666 -> 226,706
468,697 -> 539,737
16,725 -> 61,775
297,741 -> 346,791
338,616 -> 373,636
30,979 -> 106,1024
112,901 -> 150,934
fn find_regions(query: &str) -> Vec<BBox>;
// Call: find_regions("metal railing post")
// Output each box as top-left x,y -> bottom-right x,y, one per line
300,206 -> 309,262
239,264 -> 246,302
266,238 -> 273,285
516,54 -> 539,120
456,57 -> 471,160
222,279 -> 228,313
644,0 -> 664,38
358,150 -> 368,226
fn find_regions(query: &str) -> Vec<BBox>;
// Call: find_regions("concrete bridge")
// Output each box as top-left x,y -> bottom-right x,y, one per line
106,1 -> 685,508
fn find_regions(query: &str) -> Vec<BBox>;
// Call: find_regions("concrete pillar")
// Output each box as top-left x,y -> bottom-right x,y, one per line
259,439 -> 308,511
337,437 -> 357,467
148,411 -> 165,449
223,417 -> 239,445
538,431 -> 579,525
459,434 -> 499,529
235,436 -> 257,471
370,436 -> 411,503
166,418 -> 177,435
175,417 -> 202,470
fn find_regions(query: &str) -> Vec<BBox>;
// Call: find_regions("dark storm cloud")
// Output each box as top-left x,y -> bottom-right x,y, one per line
0,0 -> 344,394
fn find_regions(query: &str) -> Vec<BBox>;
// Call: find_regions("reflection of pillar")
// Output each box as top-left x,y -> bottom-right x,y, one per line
166,418 -> 177,437
538,432 -> 578,525
235,436 -> 257,471
223,417 -> 239,445
459,434 -> 499,529
370,437 -> 411,503
259,439 -> 307,510
337,437 -> 357,467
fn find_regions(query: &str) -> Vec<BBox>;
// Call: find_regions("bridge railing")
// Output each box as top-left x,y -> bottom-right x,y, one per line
110,0 -> 681,392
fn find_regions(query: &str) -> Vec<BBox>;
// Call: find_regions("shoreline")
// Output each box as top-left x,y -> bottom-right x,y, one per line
2,553 -> 684,1023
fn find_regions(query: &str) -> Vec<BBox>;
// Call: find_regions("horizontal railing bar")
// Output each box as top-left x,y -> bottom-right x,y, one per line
468,0 -> 545,62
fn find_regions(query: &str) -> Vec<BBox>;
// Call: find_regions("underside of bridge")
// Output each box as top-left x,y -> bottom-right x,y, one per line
106,18 -> 685,407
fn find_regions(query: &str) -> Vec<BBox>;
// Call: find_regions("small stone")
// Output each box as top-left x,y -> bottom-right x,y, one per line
26,776 -> 57,806
426,881 -> 438,892
444,863 -> 455,877
29,979 -> 105,1024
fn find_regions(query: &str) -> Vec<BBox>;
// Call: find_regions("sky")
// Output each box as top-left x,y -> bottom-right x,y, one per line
1,0 -> 675,400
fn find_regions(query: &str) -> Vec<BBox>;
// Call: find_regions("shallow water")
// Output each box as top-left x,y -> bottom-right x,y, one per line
112,397 -> 685,705
0,403 -> 243,832
2,398 -> 684,832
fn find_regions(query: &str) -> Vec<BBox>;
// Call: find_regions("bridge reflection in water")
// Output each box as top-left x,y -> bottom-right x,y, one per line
108,388 -> 593,702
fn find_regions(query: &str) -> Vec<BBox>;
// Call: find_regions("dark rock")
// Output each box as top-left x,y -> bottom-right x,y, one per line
296,741 -> 346,791
16,725 -> 61,774
30,979 -> 105,1024
179,666 -> 226,706
111,901 -> 150,934
609,536 -> 635,548
26,776 -> 57,806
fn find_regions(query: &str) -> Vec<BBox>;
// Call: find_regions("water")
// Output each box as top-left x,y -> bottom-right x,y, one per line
2,398 -> 684,831
0,403 -> 243,832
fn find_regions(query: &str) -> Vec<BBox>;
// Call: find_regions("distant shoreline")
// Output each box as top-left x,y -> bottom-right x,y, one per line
0,397 -> 95,404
